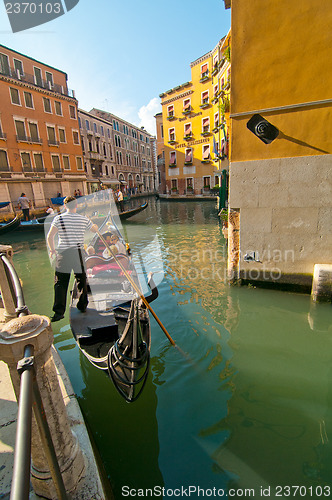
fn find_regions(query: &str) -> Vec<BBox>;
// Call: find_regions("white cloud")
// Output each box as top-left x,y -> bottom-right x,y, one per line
138,97 -> 162,136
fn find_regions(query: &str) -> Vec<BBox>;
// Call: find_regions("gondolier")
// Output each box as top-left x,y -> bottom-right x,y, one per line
17,193 -> 31,221
46,195 -> 98,322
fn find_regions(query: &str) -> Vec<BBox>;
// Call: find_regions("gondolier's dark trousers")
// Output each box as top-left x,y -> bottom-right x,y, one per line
52,247 -> 88,316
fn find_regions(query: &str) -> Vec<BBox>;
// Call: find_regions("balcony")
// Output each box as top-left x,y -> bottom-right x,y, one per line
169,163 -> 177,168
168,139 -> 176,145
0,67 -> 75,98
166,114 -> 176,121
201,129 -> 211,137
0,132 -> 7,140
182,107 -> 192,115
200,71 -> 210,83
48,139 -> 59,146
184,133 -> 193,141
200,99 -> 210,109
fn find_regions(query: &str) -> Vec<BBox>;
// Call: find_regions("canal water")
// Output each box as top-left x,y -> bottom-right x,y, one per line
2,198 -> 332,499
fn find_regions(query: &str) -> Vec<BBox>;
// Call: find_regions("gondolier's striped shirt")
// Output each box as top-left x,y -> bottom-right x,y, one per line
51,213 -> 93,250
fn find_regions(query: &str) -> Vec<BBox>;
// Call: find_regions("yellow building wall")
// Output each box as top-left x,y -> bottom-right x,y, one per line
230,0 -> 332,162
228,0 -> 332,285
161,36 -> 231,193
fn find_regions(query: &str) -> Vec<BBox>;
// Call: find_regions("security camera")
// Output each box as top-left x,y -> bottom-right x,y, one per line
246,114 -> 279,144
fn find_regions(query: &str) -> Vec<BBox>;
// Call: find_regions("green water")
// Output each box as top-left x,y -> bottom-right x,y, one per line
2,199 -> 332,499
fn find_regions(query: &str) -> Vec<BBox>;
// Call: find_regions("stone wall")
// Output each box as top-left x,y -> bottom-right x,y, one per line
229,154 -> 332,286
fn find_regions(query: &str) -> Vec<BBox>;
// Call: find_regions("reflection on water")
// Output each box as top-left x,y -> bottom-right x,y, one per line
2,198 -> 332,498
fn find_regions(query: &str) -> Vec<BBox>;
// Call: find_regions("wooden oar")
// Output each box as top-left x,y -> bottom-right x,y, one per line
95,228 -> 176,347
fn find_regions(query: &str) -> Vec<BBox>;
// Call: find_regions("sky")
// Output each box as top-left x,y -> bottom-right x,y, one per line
0,0 -> 231,135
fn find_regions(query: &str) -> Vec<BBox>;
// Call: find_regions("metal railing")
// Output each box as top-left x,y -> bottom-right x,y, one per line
0,254 -> 68,500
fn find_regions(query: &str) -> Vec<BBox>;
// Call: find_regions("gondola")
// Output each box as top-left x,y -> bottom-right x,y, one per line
119,202 -> 148,220
16,219 -> 45,231
0,216 -> 20,235
91,202 -> 148,225
0,202 -> 10,209
69,215 -> 157,402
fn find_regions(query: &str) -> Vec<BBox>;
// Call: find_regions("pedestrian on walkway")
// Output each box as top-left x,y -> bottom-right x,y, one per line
117,189 -> 124,212
46,195 -> 98,322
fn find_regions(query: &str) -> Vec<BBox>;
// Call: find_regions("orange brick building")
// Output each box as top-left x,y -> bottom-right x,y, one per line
0,44 -> 85,213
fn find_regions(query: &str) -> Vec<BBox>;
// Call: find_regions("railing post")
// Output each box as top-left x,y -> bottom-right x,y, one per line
0,245 -> 17,321
0,315 -> 85,499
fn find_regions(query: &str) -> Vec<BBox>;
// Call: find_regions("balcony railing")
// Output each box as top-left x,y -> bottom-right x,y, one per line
16,135 -> 43,144
0,132 -> 7,140
48,139 -> 59,146
0,67 -> 75,98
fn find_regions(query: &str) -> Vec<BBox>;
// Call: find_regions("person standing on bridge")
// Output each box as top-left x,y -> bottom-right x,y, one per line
46,195 -> 98,322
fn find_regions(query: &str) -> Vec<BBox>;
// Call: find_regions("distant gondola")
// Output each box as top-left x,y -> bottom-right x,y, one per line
118,202 -> 148,220
16,219 -> 45,231
0,216 -> 20,235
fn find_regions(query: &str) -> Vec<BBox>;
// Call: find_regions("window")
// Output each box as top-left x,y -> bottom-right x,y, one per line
214,113 -> 219,129
15,120 -> 26,141
169,151 -> 176,166
55,101 -> 62,116
185,148 -> 193,164
171,179 -> 177,190
24,92 -> 33,108
45,71 -> 54,89
14,59 -> 24,78
51,155 -> 61,172
59,128 -> 66,143
43,97 -> 52,113
201,63 -> 209,79
101,126 -> 104,136
186,178 -> 193,189
183,99 -> 191,112
203,176 -> 211,188
85,120 -> 90,130
103,143 -> 106,156
47,126 -> 57,145
0,150 -> 10,171
109,144 -> 113,158
93,123 -> 97,133
107,128 -> 111,138
167,105 -> 174,117
0,53 -> 10,75
213,84 -> 219,97
161,124 -> 164,138
76,157 -> 83,170
169,128 -> 175,142
69,105 -> 76,119
62,156 -> 70,170
81,137 -> 85,151
201,90 -> 209,105
21,152 -> 33,172
29,123 -> 40,143
10,88 -> 20,105
213,53 -> 219,68
34,67 -> 42,87
202,117 -> 210,134
184,123 -> 192,138
202,144 -> 211,160
33,153 -> 44,172
73,131 -> 79,145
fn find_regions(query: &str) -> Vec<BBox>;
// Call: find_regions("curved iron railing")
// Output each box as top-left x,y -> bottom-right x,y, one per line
0,253 -> 68,500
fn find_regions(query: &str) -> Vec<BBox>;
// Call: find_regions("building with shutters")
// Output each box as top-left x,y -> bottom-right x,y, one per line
78,109 -> 119,194
89,109 -> 156,194
159,35 -> 230,196
0,44 -> 85,213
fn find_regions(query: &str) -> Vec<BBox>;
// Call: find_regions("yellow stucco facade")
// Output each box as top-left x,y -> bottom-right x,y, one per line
159,35 -> 231,195
227,0 -> 332,287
